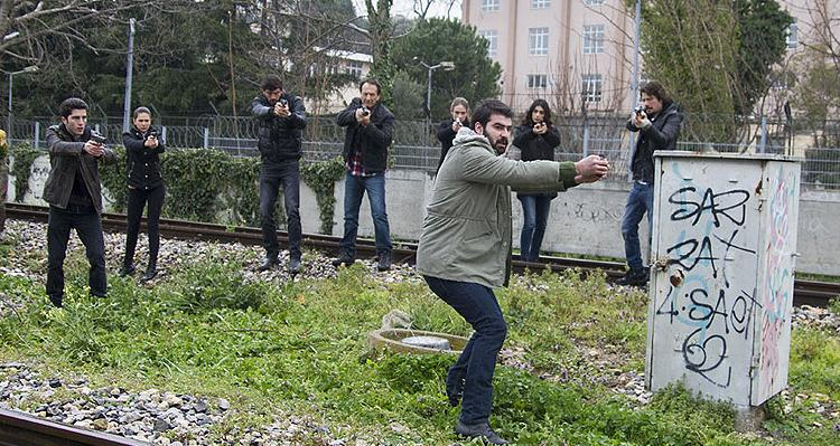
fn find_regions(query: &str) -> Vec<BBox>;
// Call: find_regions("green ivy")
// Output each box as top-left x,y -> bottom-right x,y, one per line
300,156 -> 345,234
9,144 -> 43,203
99,146 -> 128,213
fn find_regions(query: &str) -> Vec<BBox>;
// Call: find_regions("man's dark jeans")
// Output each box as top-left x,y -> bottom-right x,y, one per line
424,275 -> 508,426
340,171 -> 392,257
259,159 -> 301,260
124,184 -> 165,266
621,181 -> 654,271
47,205 -> 107,300
517,194 -> 553,261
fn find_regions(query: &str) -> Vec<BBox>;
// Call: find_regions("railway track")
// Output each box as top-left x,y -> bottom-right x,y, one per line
0,408 -> 147,446
6,203 -> 839,307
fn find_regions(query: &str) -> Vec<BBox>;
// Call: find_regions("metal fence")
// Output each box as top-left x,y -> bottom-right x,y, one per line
5,114 -> 840,191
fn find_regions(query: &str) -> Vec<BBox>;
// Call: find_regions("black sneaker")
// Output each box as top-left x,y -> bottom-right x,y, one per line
377,251 -> 392,271
445,378 -> 464,407
331,253 -> 355,267
140,267 -> 158,282
455,420 -> 509,445
118,263 -> 136,277
257,257 -> 279,272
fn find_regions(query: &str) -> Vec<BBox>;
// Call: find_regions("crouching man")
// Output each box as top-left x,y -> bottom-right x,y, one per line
44,97 -> 116,307
416,99 -> 609,444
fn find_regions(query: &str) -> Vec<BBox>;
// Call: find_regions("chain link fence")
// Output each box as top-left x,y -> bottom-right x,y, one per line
5,113 -> 840,191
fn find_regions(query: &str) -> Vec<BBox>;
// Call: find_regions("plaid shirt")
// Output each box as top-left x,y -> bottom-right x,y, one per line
346,148 -> 374,177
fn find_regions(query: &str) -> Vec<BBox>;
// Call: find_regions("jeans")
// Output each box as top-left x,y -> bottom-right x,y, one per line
46,205 -> 107,299
424,276 -> 508,426
340,172 -> 392,257
517,194 -> 553,261
260,159 -> 301,260
621,181 -> 655,271
124,185 -> 165,267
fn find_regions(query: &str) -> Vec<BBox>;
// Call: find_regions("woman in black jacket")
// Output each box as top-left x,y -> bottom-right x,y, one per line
435,97 -> 470,171
512,99 -> 561,261
120,107 -> 165,281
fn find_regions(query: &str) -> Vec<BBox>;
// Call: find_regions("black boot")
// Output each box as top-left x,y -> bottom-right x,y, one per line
331,253 -> 355,267
377,251 -> 392,271
140,263 -> 157,282
616,267 -> 649,287
455,420 -> 509,445
257,256 -> 278,272
118,263 -> 136,277
288,257 -> 302,275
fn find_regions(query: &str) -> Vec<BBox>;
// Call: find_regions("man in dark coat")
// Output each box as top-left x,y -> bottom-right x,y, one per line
251,75 -> 307,274
618,82 -> 683,286
43,97 -> 116,307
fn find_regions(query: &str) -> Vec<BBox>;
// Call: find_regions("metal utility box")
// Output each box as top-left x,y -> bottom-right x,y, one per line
645,151 -> 801,407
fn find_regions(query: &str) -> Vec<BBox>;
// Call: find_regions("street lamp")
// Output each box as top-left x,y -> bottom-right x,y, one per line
4,65 -> 39,139
414,58 -> 455,121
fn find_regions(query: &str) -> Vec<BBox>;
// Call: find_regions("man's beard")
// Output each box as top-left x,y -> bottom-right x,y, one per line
489,136 -> 508,155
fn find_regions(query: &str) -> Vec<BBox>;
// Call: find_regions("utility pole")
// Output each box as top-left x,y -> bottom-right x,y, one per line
122,18 -> 136,133
628,0 -> 641,182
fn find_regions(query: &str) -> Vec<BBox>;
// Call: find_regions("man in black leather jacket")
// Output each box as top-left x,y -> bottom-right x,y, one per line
43,97 -> 116,307
618,82 -> 683,286
251,75 -> 307,274
331,79 -> 395,271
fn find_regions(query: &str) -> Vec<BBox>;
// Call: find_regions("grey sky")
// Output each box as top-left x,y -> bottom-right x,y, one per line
352,0 -> 462,20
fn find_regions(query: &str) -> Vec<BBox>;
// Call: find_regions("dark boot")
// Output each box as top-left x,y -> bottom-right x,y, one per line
288,257 -> 302,275
445,377 -> 465,407
257,256 -> 278,272
455,420 -> 509,445
377,251 -> 392,271
140,263 -> 157,282
331,253 -> 355,267
48,294 -> 63,308
118,263 -> 136,277
616,267 -> 649,287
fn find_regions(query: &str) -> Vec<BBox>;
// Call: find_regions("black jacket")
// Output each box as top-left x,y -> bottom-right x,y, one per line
122,126 -> 165,189
44,124 -> 116,214
251,93 -> 307,162
512,123 -> 560,162
436,118 -> 470,171
626,102 -> 683,183
336,98 -> 395,173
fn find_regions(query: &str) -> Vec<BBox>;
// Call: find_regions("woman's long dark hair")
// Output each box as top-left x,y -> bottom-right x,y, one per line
521,98 -> 552,127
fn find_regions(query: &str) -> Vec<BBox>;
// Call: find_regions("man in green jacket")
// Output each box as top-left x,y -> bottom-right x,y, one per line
416,99 -> 609,444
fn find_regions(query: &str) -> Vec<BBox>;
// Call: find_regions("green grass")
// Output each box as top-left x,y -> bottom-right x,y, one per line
0,248 -> 838,445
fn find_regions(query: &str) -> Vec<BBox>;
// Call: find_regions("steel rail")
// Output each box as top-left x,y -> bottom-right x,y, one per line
6,203 -> 838,307
0,408 -> 148,446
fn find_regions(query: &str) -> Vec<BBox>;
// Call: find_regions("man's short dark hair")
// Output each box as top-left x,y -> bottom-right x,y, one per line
640,82 -> 672,105
359,78 -> 381,95
470,99 -> 513,130
59,97 -> 88,118
261,75 -> 283,92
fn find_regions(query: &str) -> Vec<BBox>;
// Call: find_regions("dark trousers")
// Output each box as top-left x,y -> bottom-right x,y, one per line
124,185 -> 165,267
424,275 -> 508,426
340,171 -> 392,257
46,205 -> 107,299
259,159 -> 301,260
517,194 -> 553,261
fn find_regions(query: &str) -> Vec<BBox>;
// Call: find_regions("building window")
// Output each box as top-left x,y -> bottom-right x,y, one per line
482,0 -> 500,12
527,74 -> 548,88
583,25 -> 605,54
529,27 -> 549,56
480,30 -> 499,57
786,18 -> 798,48
582,74 -> 602,102
584,0 -> 604,5
344,61 -> 363,79
531,0 -> 550,9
